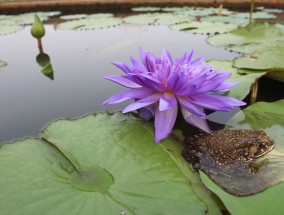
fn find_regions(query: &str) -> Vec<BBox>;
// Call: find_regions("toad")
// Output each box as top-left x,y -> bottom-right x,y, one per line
182,129 -> 275,176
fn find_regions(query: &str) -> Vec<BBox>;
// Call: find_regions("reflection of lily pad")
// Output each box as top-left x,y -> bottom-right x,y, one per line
0,60 -> 7,70
208,23 -> 284,47
201,99 -> 284,214
0,113 -> 214,214
123,13 -> 192,25
57,16 -> 123,30
205,60 -> 266,100
171,21 -> 237,34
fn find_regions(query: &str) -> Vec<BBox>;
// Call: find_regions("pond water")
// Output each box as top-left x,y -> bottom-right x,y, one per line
0,24 -> 239,143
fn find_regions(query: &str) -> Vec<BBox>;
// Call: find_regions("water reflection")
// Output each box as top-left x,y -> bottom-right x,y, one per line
36,52 -> 54,80
0,24 -> 239,143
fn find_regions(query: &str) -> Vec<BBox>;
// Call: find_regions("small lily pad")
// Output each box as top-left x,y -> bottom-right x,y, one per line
276,23 -> 284,31
123,13 -> 192,25
0,113 -> 218,214
0,60 -> 7,70
171,21 -> 237,34
131,7 -> 161,12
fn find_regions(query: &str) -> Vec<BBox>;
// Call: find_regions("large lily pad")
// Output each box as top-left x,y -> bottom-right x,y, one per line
233,43 -> 284,82
123,13 -> 192,25
201,100 -> 284,214
205,60 -> 266,100
0,113 -> 220,214
171,21 -> 237,34
207,23 -> 284,47
201,16 -> 249,26
131,7 -> 161,12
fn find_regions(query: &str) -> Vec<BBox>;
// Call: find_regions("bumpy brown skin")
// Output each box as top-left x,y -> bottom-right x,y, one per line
182,129 -> 275,175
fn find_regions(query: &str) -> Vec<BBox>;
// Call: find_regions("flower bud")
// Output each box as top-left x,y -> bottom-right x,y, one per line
31,15 -> 45,39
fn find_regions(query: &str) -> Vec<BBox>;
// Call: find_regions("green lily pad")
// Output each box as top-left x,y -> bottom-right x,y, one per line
201,100 -> 284,214
276,23 -> 284,30
262,8 -> 283,13
0,113 -> 220,214
201,16 -> 249,26
60,14 -> 87,20
123,13 -> 192,25
205,60 -> 266,100
131,7 -> 161,12
233,43 -> 284,71
0,24 -> 23,35
207,23 -> 284,47
232,11 -> 276,19
0,60 -> 7,70
57,16 -> 123,30
171,21 -> 237,34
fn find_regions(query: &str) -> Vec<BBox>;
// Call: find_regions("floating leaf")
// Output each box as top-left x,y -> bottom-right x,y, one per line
171,21 -> 237,34
276,23 -> 284,31
262,8 -> 284,13
131,7 -> 161,12
0,60 -> 7,70
233,43 -> 284,71
123,13 -> 192,25
208,23 -> 284,47
60,14 -> 87,20
0,24 -> 23,35
57,16 -> 123,30
0,113 -> 220,214
201,16 -> 249,26
201,100 -> 284,214
232,11 -> 276,19
205,60 -> 266,100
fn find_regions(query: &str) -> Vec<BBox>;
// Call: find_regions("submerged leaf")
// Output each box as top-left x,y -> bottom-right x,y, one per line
0,24 -> 23,35
0,113 -> 219,214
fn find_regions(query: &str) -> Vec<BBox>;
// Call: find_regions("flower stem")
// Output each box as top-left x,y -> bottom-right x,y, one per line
250,78 -> 259,104
37,38 -> 43,53
218,4 -> 223,16
249,0 -> 255,23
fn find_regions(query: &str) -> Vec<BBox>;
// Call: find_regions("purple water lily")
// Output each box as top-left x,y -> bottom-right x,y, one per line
103,48 -> 246,143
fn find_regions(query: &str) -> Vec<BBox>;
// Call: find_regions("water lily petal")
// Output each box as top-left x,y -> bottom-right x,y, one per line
102,88 -> 154,105
123,93 -> 162,113
138,104 -> 156,121
112,62 -> 133,74
105,75 -> 141,88
181,107 -> 211,133
167,72 -> 183,92
188,94 -> 246,111
159,93 -> 177,111
212,82 -> 240,92
177,97 -> 206,117
154,106 -> 178,143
